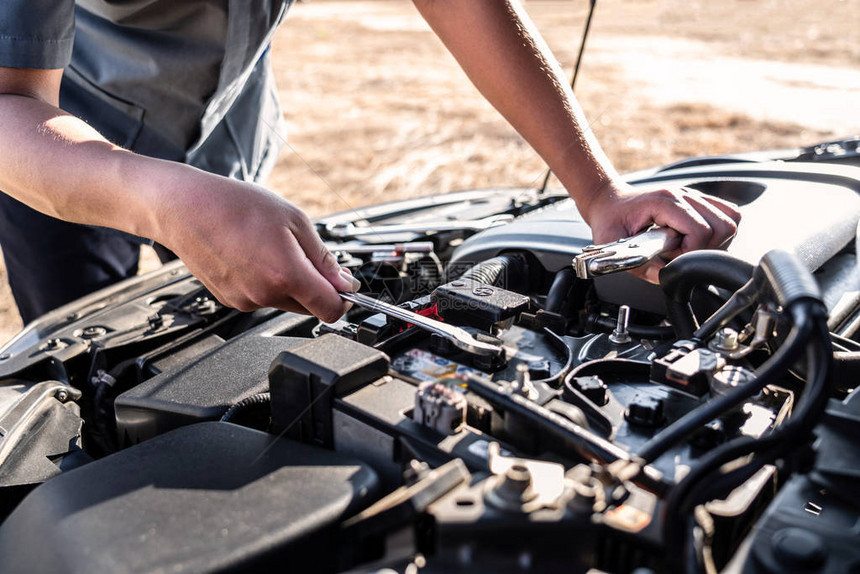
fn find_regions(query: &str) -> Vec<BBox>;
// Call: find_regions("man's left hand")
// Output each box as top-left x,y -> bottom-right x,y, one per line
579,182 -> 742,283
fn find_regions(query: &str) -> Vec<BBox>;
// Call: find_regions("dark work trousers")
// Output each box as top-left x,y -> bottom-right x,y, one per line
0,192 -> 141,324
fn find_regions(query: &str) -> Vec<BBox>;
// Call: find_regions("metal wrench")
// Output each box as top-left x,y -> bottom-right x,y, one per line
573,225 -> 680,279
339,291 -> 503,357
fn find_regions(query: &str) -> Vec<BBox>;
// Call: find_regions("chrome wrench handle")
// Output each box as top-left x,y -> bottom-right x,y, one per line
339,291 -> 503,357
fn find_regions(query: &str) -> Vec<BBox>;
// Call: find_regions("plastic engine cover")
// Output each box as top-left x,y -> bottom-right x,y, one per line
0,422 -> 379,574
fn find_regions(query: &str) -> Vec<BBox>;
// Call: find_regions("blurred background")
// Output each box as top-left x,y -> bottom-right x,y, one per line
1,0 -> 857,344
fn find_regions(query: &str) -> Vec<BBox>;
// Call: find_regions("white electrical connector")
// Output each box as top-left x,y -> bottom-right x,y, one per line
414,380 -> 467,435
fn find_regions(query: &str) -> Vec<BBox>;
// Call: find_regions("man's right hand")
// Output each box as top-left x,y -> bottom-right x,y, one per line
0,65 -> 358,323
151,168 -> 360,323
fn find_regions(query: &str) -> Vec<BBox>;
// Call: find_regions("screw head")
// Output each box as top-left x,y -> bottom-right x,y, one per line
40,338 -> 68,352
78,326 -> 107,340
711,327 -> 740,352
506,463 -> 531,485
484,462 -> 538,512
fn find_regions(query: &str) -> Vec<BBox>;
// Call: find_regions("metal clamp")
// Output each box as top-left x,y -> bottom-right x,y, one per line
573,226 -> 679,279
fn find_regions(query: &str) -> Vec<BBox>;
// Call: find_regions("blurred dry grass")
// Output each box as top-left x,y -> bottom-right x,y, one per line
0,0 -> 856,344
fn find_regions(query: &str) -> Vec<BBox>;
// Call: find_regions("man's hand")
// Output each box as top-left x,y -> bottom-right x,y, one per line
0,66 -> 360,323
579,182 -> 741,283
154,173 -> 360,323
414,0 -> 742,281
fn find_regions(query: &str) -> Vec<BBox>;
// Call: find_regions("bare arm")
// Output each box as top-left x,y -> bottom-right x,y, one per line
0,67 -> 358,321
414,0 -> 740,281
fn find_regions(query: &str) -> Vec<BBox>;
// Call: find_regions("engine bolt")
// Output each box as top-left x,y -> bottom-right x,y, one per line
485,462 -> 538,512
79,326 -> 107,340
711,327 -> 740,352
609,305 -> 632,344
40,338 -> 68,351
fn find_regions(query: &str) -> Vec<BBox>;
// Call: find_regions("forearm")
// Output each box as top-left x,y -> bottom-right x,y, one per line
414,0 -> 618,217
0,93 -> 212,244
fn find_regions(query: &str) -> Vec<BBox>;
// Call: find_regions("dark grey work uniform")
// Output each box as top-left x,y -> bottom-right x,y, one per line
0,0 -> 294,322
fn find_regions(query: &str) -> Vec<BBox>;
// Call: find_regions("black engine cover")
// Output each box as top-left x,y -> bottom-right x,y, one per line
0,422 -> 379,574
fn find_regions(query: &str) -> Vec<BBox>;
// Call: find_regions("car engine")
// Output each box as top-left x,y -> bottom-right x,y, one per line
0,144 -> 859,573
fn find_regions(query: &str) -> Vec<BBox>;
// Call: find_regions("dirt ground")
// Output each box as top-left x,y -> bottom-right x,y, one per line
0,0 -> 856,345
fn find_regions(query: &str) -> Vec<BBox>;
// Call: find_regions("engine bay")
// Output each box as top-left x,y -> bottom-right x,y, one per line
0,153 -> 859,573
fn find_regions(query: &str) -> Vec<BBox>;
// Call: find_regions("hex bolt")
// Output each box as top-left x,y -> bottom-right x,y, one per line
609,305 -> 632,344
79,326 -> 107,340
710,365 -> 755,398
485,462 -> 538,512
55,389 -> 69,402
40,338 -> 66,351
497,463 -> 536,501
505,463 -> 532,489
711,327 -> 740,352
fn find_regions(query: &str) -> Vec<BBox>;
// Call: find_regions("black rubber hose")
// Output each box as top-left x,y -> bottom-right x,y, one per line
464,375 -> 631,465
663,306 -> 831,574
637,303 -> 815,464
220,392 -> 271,422
692,279 -> 758,341
755,249 -> 822,309
456,253 -> 529,292
545,268 -> 577,314
659,251 -> 755,338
